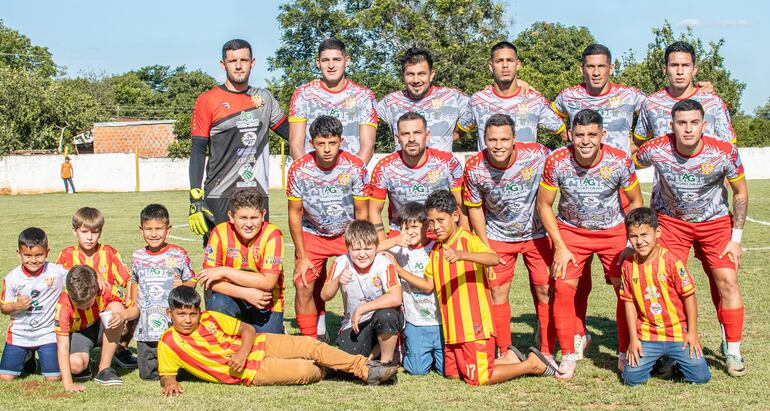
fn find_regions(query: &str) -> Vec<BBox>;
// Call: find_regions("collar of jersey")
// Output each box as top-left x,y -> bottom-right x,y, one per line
21,262 -> 47,277
145,243 -> 172,256
570,145 -> 604,169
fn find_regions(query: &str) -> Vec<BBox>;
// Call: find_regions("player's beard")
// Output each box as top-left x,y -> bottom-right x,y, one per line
408,84 -> 432,100
495,78 -> 514,90
227,71 -> 250,88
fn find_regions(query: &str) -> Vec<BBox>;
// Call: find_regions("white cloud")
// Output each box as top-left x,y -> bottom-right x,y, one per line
677,18 -> 702,29
715,19 -> 750,28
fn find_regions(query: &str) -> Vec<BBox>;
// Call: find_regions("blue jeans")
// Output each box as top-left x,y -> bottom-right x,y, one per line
0,342 -> 60,377
205,291 -> 284,334
403,323 -> 444,376
63,178 -> 76,193
621,340 -> 711,386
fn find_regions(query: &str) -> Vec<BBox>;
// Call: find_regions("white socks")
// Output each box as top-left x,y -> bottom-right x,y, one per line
727,341 -> 741,357
317,313 -> 327,336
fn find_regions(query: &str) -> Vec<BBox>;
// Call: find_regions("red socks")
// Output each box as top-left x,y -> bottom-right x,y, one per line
296,313 -> 318,338
574,272 -> 592,336
554,281 -> 578,354
614,288 -> 629,353
492,303 -> 512,352
536,301 -> 556,355
719,306 -> 744,342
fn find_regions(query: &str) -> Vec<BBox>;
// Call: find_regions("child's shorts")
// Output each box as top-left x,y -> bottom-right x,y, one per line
137,341 -> 159,381
0,342 -> 60,377
70,322 -> 103,354
403,323 -> 444,375
444,338 -> 496,386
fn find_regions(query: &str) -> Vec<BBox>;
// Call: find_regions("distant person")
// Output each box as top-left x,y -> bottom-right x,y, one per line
61,156 -> 76,194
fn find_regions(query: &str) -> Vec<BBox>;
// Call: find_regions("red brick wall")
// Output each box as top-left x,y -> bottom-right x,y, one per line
93,123 -> 176,157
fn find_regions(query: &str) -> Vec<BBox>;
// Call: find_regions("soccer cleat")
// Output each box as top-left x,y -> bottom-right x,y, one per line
725,354 -> 747,377
652,356 -> 677,380
366,361 -> 399,385
555,355 -> 577,380
574,333 -> 592,360
529,347 -> 558,377
94,367 -> 123,386
112,349 -> 139,369
617,352 -> 627,372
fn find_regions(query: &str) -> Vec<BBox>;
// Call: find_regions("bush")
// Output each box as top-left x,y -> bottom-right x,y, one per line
166,138 -> 191,158
733,115 -> 770,147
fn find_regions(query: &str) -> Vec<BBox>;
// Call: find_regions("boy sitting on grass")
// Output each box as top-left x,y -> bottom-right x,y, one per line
320,220 -> 403,372
395,190 -> 556,385
618,207 -> 710,386
157,286 -> 398,395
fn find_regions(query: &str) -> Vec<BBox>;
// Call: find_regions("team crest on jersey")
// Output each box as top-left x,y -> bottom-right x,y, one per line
520,167 -> 534,180
250,244 -> 261,260
338,172 -> 351,185
608,96 -> 622,108
251,94 -> 264,109
701,163 -> 714,175
427,168 -> 441,184
658,273 -> 667,283
99,263 -> 108,274
344,97 -> 357,108
165,258 -> 178,268
45,276 -> 55,288
208,324 -> 217,334
372,276 -> 382,289
431,99 -> 443,109
599,166 -> 612,180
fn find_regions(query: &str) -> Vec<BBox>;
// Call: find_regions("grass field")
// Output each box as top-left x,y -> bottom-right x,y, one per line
0,183 -> 769,410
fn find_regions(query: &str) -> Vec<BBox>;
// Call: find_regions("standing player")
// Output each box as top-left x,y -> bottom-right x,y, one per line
289,38 -> 377,164
635,41 -> 736,145
369,112 -> 466,241
633,99 -> 748,377
188,39 -> 289,239
536,109 -> 643,379
376,47 -> 469,152
462,114 -> 555,365
457,41 -> 566,150
287,116 -> 369,340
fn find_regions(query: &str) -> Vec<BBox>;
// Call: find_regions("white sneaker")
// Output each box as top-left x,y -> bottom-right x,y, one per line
617,352 -> 627,372
574,333 -> 592,360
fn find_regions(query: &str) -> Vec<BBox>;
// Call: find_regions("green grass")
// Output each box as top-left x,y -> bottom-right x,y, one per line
0,182 -> 769,410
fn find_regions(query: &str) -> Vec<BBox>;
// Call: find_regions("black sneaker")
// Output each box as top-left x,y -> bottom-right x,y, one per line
112,349 -> 139,369
94,367 -> 123,386
317,334 -> 330,344
366,361 -> 398,385
72,367 -> 92,382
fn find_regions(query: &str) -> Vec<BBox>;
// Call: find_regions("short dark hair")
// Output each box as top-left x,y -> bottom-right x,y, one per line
66,265 -> 100,305
425,190 -> 457,215
222,39 -> 252,60
400,47 -> 433,73
229,188 -> 265,212
396,111 -> 427,132
168,286 -> 201,310
572,109 -> 603,129
318,38 -> 346,55
140,204 -> 170,225
581,44 -> 612,64
665,41 -> 696,65
18,227 -> 48,250
490,41 -> 518,60
671,99 -> 705,119
484,113 -> 516,136
397,202 -> 427,226
309,115 -> 343,140
625,207 -> 659,230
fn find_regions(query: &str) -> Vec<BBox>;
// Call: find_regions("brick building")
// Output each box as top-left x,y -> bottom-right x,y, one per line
91,120 -> 176,157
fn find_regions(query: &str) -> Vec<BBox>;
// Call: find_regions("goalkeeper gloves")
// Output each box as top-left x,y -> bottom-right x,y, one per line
189,188 -> 214,236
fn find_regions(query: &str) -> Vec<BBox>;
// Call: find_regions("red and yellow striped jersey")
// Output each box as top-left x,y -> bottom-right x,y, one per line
424,228 -> 495,344
618,246 -> 696,342
54,285 -> 132,335
56,244 -> 131,288
203,221 -> 285,312
158,311 -> 268,384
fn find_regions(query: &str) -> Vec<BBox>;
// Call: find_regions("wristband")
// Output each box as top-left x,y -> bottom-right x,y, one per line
731,228 -> 743,243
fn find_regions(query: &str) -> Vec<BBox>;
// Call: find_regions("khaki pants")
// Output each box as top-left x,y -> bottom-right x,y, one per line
251,334 -> 369,385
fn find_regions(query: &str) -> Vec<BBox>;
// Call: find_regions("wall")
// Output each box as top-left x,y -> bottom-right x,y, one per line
2,148 -> 770,194
92,122 -> 176,158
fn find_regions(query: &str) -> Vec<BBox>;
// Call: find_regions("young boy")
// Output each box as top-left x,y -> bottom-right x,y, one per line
395,190 -> 556,385
197,188 -> 286,334
158,286 -> 398,395
55,265 -> 133,391
125,204 -> 196,380
380,202 -> 443,376
618,207 -> 710,386
0,228 -> 68,381
56,207 -> 138,369
320,220 -> 403,368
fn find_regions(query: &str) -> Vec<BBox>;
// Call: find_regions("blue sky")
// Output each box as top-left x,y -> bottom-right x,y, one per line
3,0 -> 767,112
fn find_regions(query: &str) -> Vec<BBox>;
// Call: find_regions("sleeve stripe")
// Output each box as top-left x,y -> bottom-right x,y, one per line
632,156 -> 648,169
633,132 -> 649,141
360,123 -> 377,128
623,179 -> 640,192
549,123 -> 567,135
288,117 -> 306,123
463,200 -> 482,207
727,174 -> 745,183
550,102 -> 568,118
539,181 -> 557,191
456,121 -> 473,133
450,187 -> 462,192
369,197 -> 386,202
287,196 -> 302,202
352,195 -> 370,201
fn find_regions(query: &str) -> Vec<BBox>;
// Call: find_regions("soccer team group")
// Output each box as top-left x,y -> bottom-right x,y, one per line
1,36 -> 749,395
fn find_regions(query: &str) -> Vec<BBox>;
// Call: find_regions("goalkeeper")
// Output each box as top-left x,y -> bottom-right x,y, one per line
188,39 -> 289,241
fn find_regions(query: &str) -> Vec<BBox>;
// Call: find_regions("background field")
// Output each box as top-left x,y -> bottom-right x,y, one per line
0,182 -> 768,410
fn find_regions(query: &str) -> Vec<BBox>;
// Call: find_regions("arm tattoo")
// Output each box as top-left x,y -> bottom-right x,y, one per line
733,195 -> 748,229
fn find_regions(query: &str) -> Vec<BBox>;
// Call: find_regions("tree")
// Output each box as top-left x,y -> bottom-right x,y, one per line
0,20 -> 57,78
756,97 -> 770,119
42,79 -> 101,152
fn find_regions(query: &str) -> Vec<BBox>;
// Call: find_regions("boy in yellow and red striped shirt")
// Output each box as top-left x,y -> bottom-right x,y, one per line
394,190 -> 555,386
617,207 -> 710,386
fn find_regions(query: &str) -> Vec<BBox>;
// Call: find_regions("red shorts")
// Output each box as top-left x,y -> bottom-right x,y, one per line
658,214 -> 736,270
292,231 -> 347,285
619,188 -> 631,212
444,338 -> 496,386
558,222 -> 626,280
487,236 -> 553,288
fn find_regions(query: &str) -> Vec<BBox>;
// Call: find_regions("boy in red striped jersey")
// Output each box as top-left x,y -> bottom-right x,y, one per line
158,286 -> 397,395
618,207 -> 710,386
395,190 -> 555,386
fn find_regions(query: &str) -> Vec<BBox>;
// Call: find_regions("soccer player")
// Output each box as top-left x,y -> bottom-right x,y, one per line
633,99 -> 748,377
289,38 -> 377,164
537,109 -> 643,379
376,47 -> 469,152
635,41 -> 736,145
457,41 -> 566,150
369,111 -> 466,241
394,190 -> 556,385
462,114 -> 555,365
188,39 -> 289,239
618,207 -> 710,387
287,115 -> 369,339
